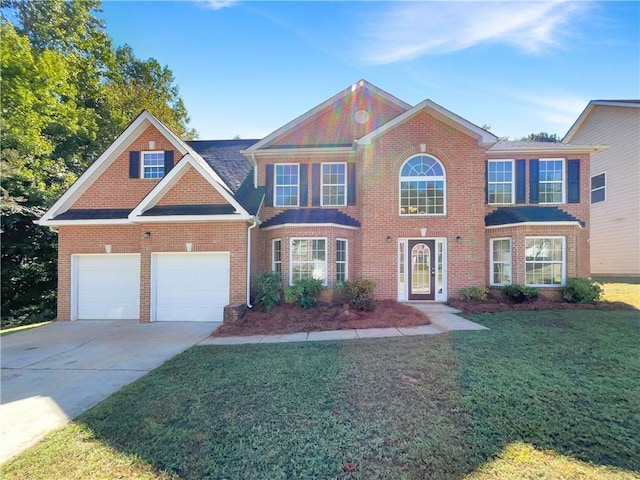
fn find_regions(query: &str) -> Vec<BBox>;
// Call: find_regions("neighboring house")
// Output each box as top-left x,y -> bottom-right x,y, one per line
563,100 -> 640,278
38,80 -> 605,322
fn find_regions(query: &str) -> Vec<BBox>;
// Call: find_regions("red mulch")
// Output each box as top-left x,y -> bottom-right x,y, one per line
212,299 -> 430,337
447,297 -> 637,314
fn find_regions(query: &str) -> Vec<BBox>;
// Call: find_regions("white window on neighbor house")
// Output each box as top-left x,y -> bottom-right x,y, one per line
488,160 -> 514,204
490,238 -> 512,286
590,172 -> 606,204
290,238 -> 327,285
399,155 -> 446,215
321,162 -> 347,206
539,159 -> 564,204
141,151 -> 165,179
525,236 -> 565,286
274,164 -> 299,207
272,239 -> 282,275
336,239 -> 348,283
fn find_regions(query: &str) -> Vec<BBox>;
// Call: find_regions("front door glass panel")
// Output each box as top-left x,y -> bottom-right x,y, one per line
411,243 -> 431,295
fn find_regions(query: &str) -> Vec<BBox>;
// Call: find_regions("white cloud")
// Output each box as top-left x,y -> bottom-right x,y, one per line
358,1 -> 589,65
198,0 -> 238,11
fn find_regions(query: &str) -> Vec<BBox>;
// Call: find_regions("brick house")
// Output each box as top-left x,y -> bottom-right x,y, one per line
38,80 -> 604,322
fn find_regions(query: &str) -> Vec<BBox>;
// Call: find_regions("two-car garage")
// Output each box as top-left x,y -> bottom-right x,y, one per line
72,252 -> 229,322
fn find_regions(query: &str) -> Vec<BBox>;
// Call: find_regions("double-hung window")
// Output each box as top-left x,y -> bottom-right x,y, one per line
399,155 -> 446,215
490,238 -> 512,285
336,239 -> 348,283
590,173 -> 606,204
141,151 -> 165,179
272,239 -> 282,274
274,164 -> 299,207
290,238 -> 326,285
539,159 -> 564,204
488,160 -> 514,204
525,237 -> 565,286
321,163 -> 346,206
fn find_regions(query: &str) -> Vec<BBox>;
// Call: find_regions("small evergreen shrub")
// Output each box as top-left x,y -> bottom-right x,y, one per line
459,287 -> 488,301
283,278 -> 324,309
255,271 -> 282,311
563,277 -> 604,304
502,284 -> 539,303
338,279 -> 377,311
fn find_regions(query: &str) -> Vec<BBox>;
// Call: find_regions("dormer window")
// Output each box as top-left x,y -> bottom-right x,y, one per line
142,151 -> 165,179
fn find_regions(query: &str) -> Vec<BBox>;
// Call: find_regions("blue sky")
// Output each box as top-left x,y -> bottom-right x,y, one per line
99,1 -> 640,140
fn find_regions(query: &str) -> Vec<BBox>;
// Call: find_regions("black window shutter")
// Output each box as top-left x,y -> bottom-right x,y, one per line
311,163 -> 321,206
299,164 -> 308,206
567,159 -> 580,203
484,160 -> 489,204
163,150 -> 174,175
129,151 -> 140,178
529,159 -> 539,204
347,163 -> 356,206
515,159 -> 526,204
265,164 -> 274,207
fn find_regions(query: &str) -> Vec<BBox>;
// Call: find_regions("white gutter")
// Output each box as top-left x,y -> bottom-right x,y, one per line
246,219 -> 259,308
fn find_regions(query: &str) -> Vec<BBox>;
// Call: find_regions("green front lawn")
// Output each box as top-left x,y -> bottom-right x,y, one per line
3,311 -> 639,479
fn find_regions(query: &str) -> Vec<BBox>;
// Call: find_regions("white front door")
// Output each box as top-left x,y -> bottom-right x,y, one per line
152,252 -> 230,322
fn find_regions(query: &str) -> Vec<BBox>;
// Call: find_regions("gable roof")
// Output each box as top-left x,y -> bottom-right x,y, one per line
187,139 -> 259,191
357,99 -> 497,146
485,206 -> 584,228
563,100 -> 640,143
244,80 -> 411,152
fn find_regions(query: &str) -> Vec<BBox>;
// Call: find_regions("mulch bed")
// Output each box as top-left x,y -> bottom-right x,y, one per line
212,299 -> 430,337
447,297 -> 637,314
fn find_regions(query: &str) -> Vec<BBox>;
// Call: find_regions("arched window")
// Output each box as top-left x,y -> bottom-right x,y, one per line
399,155 -> 446,215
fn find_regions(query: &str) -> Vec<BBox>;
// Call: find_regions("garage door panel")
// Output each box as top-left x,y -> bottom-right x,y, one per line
75,255 -> 140,320
153,253 -> 229,322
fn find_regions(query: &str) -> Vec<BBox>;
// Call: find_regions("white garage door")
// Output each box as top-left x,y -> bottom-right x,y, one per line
74,254 -> 140,320
153,252 -> 230,322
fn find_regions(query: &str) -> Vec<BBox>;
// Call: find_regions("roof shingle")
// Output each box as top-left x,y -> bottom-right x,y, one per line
261,208 -> 360,229
485,206 -> 584,227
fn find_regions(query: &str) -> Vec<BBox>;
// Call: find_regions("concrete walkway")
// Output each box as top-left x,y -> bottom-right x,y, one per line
199,303 -> 487,346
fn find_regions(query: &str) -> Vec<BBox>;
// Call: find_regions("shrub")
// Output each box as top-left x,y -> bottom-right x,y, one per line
459,287 -> 488,301
502,284 -> 539,303
283,278 -> 324,309
339,279 -> 377,311
255,271 -> 282,311
563,277 -> 604,304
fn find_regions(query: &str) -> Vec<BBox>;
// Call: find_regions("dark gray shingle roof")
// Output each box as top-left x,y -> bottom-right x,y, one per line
485,206 -> 584,227
261,208 -> 360,229
54,209 -> 130,220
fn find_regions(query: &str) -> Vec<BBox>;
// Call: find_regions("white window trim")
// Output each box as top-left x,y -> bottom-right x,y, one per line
336,238 -> 348,282
487,159 -> 515,205
141,150 -> 165,179
490,238 -> 512,286
274,163 -> 300,207
524,236 -> 566,287
272,238 -> 282,274
321,162 -> 347,207
289,237 -> 328,286
590,171 -> 606,204
538,158 -> 565,205
399,155 -> 447,217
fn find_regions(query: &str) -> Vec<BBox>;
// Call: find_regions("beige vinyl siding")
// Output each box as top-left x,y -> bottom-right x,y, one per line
570,105 -> 640,276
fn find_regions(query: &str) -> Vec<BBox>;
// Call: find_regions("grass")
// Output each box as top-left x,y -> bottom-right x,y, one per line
2,311 -> 639,479
597,278 -> 640,309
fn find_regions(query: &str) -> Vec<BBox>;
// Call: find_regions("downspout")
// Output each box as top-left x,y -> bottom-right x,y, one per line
246,218 -> 259,308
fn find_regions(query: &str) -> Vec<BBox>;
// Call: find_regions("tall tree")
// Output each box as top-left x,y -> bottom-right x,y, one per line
520,132 -> 561,143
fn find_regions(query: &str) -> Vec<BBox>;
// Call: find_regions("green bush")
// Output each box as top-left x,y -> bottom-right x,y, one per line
502,284 -> 539,303
283,278 -> 324,309
563,277 -> 604,304
338,279 -> 377,311
459,287 -> 488,301
255,271 -> 282,311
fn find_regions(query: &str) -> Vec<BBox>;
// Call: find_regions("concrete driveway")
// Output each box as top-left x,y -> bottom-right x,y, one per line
0,320 -> 219,464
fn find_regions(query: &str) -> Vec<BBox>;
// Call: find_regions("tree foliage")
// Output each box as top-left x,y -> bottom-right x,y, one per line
1,0 -> 196,327
520,132 -> 561,143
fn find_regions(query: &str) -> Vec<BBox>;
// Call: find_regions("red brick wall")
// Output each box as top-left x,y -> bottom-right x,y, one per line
57,222 -> 248,322
72,125 -> 180,209
156,165 -> 229,206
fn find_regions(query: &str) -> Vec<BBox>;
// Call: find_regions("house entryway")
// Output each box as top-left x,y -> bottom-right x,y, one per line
398,238 -> 447,302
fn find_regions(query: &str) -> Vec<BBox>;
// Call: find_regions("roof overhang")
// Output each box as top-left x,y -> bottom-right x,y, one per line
260,222 -> 360,231
486,221 -> 583,230
241,146 -> 354,157
487,144 -> 608,155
